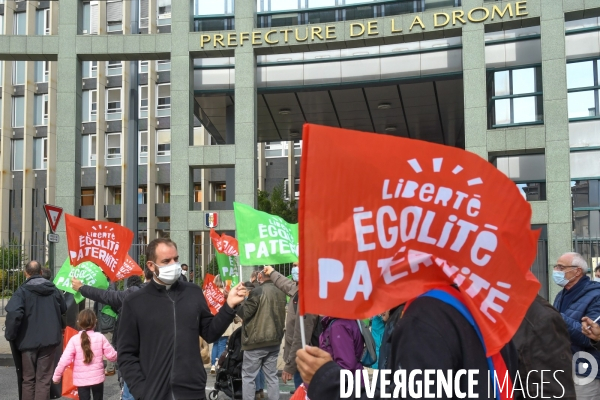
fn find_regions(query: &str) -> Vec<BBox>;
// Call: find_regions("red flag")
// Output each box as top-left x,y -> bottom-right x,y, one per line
61,327 -> 79,399
115,255 -> 144,281
65,214 -> 134,281
210,229 -> 239,256
203,273 -> 225,315
298,124 -> 540,357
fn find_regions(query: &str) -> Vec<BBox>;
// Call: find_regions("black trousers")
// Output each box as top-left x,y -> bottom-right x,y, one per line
77,382 -> 104,400
22,345 -> 58,400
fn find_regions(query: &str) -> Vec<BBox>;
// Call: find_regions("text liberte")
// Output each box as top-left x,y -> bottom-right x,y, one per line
200,2 -> 527,49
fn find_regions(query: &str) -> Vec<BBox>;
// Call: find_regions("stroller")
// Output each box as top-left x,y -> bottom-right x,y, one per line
208,327 -> 244,400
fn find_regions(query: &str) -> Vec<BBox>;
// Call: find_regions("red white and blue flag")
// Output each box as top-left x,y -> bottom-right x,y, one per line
205,212 -> 219,228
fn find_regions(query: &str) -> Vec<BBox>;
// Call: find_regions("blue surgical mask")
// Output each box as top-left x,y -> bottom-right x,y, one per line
291,267 -> 299,282
553,270 -> 571,287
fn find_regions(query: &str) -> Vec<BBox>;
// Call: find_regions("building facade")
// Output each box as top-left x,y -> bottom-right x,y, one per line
0,0 -> 597,300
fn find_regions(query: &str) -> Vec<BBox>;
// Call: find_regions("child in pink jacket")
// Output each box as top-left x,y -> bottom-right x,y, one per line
53,309 -> 117,400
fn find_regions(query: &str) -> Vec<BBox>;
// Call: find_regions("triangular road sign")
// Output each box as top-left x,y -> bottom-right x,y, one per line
44,204 -> 64,233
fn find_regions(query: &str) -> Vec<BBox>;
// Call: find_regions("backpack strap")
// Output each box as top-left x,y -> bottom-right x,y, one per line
406,287 -> 513,400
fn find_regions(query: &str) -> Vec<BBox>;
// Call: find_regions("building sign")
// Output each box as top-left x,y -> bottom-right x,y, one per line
200,2 -> 527,49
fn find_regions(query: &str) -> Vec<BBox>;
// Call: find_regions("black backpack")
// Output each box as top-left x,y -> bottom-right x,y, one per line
310,316 -> 323,346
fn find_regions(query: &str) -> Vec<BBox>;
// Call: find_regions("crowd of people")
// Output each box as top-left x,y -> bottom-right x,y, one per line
6,243 -> 600,400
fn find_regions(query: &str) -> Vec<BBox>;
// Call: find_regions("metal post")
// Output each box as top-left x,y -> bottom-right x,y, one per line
126,0 -> 140,253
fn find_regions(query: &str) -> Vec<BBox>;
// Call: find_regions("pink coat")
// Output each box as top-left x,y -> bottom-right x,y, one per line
53,330 -> 118,387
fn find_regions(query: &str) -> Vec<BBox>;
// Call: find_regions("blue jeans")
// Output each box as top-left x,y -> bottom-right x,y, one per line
293,371 -> 302,388
122,381 -> 134,400
211,336 -> 228,365
255,368 -> 265,391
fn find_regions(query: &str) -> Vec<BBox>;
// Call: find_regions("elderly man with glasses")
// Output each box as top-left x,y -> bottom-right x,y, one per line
553,252 -> 600,399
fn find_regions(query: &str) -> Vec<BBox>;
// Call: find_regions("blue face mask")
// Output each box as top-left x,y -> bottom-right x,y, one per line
291,267 -> 299,282
552,270 -> 572,287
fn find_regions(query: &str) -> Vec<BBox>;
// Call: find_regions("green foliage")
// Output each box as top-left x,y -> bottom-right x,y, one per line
0,240 -> 28,271
206,256 -> 219,277
257,182 -> 298,224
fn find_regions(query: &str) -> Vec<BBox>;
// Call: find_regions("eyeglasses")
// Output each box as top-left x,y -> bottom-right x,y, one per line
553,265 -> 576,271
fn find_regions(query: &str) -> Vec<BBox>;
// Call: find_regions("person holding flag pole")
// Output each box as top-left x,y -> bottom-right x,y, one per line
291,124 -> 555,399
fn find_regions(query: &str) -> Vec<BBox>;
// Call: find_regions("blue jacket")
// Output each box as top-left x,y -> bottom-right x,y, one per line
553,276 -> 600,379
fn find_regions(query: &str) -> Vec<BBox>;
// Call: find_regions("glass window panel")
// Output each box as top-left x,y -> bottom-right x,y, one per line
307,0 -> 335,8
14,12 -> 26,35
513,96 -> 537,123
11,140 -> 23,171
571,150 -> 600,179
512,68 -> 536,95
106,133 -> 121,165
82,134 -> 90,167
568,91 -> 596,119
569,120 -> 600,148
567,61 -> 595,89
494,71 -> 510,96
34,94 -> 44,126
494,98 -> 511,125
271,0 -> 300,11
157,60 -> 171,71
81,189 -> 95,206
83,2 -> 91,33
12,96 -> 24,128
13,61 -> 25,85
195,0 -> 226,15
139,60 -> 148,73
35,9 -> 44,35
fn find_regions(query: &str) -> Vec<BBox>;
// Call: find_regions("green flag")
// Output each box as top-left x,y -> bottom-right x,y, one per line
234,202 -> 299,265
53,258 -> 109,303
101,305 -> 118,318
215,252 -> 240,285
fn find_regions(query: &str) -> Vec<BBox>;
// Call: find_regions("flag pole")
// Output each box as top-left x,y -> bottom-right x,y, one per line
299,315 -> 307,348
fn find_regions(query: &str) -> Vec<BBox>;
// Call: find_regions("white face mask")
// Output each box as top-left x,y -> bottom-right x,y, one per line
181,270 -> 188,277
153,262 -> 182,285
594,276 -> 600,283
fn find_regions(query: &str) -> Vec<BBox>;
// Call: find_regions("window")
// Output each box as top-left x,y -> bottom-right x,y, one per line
35,61 -> 49,83
139,86 -> 148,118
157,60 -> 171,71
107,61 -> 122,76
488,67 -> 543,127
194,184 -> 202,202
138,186 -> 147,204
11,139 -> 23,171
140,0 -> 149,29
156,84 -> 170,117
139,131 -> 148,164
12,61 -> 25,85
214,183 -> 226,202
0,15 -> 4,35
33,137 -> 48,170
14,12 -> 26,35
572,180 -> 600,238
493,154 -> 546,201
107,0 -> 123,32
81,188 -> 95,206
113,187 -> 122,205
82,134 -> 97,167
157,0 -> 171,26
82,1 -> 91,34
160,185 -> 170,203
139,60 -> 148,73
265,141 -> 303,157
82,61 -> 97,78
106,88 -> 122,120
106,133 -> 121,166
283,178 -> 300,200
12,96 -> 24,128
567,60 -> 600,120
156,129 -> 170,163
82,90 -> 97,122
34,94 -> 49,126
36,9 -> 50,35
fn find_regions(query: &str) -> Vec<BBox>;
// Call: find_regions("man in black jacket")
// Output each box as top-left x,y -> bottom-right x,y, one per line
4,260 -> 67,400
296,293 -> 519,400
117,238 -> 247,400
73,272 -> 147,400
